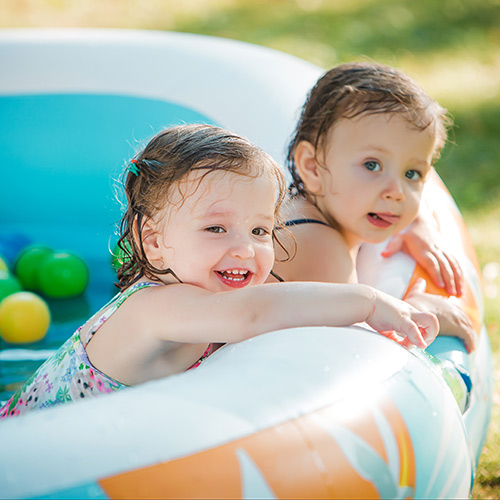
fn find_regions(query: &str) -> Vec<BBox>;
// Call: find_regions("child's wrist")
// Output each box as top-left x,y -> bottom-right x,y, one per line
355,284 -> 377,322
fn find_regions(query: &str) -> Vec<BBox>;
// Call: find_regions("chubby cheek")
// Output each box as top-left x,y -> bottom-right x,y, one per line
402,193 -> 422,227
255,245 -> 275,284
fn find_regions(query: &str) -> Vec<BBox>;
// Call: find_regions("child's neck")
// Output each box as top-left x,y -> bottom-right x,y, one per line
343,234 -> 363,260
300,196 -> 364,255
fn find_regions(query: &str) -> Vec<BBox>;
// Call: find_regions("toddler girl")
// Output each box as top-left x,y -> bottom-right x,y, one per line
1,123 -> 438,418
273,62 -> 475,352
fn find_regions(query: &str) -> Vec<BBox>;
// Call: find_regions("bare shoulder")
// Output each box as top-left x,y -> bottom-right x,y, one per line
84,283 -> 213,384
117,282 -> 209,332
274,198 -> 354,284
275,221 -> 353,283
84,283 -> 194,346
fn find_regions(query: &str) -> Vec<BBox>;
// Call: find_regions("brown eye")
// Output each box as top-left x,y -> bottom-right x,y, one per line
252,227 -> 269,236
206,226 -> 225,233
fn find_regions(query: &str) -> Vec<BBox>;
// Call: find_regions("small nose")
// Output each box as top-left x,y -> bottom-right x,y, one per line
229,234 -> 256,260
382,176 -> 404,202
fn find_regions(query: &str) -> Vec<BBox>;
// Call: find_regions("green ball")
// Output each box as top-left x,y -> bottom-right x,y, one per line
14,245 -> 54,291
0,270 -> 22,303
0,255 -> 8,272
38,252 -> 89,299
111,240 -> 132,271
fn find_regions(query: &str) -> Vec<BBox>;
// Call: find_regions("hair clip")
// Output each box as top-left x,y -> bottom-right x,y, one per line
128,159 -> 140,176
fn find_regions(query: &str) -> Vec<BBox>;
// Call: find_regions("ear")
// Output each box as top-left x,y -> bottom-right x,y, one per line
294,140 -> 323,194
133,216 -> 163,263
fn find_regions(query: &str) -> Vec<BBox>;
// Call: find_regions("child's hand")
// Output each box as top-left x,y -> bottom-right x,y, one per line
405,278 -> 476,353
365,285 -> 439,349
381,213 -> 463,297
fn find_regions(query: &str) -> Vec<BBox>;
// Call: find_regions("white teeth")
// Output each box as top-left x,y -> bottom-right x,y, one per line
220,269 -> 248,280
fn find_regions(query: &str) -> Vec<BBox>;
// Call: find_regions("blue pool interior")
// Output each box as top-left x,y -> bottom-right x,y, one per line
0,93 -> 217,401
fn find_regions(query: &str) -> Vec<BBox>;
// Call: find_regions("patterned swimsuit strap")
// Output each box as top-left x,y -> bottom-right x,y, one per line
83,281 -> 163,347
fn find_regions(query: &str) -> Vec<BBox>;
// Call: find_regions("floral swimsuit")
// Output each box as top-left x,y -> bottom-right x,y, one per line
0,281 -> 210,419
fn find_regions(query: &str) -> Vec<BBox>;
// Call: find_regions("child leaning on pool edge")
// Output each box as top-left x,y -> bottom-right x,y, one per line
272,61 -> 475,353
0,124 -> 438,419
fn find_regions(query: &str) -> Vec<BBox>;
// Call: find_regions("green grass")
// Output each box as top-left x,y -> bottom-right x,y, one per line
2,0 -> 499,496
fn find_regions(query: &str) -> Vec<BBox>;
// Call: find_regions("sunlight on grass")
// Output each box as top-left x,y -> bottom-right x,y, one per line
269,36 -> 337,66
400,54 -> 500,108
468,207 -> 500,500
0,0 -> 236,29
474,350 -> 500,497
294,0 -> 381,14
468,208 -> 500,497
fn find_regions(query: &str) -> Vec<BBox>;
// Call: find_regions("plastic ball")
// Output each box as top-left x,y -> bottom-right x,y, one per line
0,271 -> 22,303
0,255 -> 8,272
0,292 -> 50,344
0,233 -> 31,267
111,240 -> 131,271
38,252 -> 89,299
14,245 -> 54,291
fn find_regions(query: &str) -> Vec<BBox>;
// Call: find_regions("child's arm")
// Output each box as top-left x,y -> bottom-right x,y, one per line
142,281 -> 437,349
381,210 -> 464,297
273,214 -> 474,352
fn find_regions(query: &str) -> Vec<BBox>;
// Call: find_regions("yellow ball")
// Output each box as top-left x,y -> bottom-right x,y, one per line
0,292 -> 51,344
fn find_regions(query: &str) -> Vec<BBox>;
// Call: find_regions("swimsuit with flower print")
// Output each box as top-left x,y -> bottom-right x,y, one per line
0,281 -> 160,418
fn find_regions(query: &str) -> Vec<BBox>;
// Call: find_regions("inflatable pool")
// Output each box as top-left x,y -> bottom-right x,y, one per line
0,29 -> 493,499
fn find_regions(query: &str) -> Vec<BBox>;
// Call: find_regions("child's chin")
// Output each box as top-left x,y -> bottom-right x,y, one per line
364,234 -> 394,245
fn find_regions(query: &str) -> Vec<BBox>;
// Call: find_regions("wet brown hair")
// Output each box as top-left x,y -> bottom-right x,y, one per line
287,61 -> 452,197
116,123 -> 288,289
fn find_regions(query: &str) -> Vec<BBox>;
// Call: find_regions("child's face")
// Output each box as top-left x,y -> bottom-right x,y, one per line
152,168 -> 276,292
314,112 -> 436,247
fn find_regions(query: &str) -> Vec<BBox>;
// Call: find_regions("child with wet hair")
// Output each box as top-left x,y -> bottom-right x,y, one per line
1,123 -> 438,419
273,61 -> 475,352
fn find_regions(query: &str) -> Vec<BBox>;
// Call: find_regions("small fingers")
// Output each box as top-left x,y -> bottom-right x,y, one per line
398,316 -> 429,350
440,327 -> 476,353
378,330 -> 400,342
443,252 -> 464,297
412,311 -> 439,347
435,252 -> 458,296
422,249 -> 465,297
443,309 -> 476,353
415,251 -> 446,290
463,317 -> 476,353
462,331 -> 476,353
381,235 -> 403,258
399,337 -> 414,349
419,323 -> 438,346
378,315 -> 439,351
378,330 -> 413,349
406,277 -> 427,298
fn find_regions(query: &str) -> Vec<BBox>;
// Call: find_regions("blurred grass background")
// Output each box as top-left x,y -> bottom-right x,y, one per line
2,0 -> 499,496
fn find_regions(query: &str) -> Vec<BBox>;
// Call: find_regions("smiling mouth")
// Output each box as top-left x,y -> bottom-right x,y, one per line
217,270 -> 250,282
